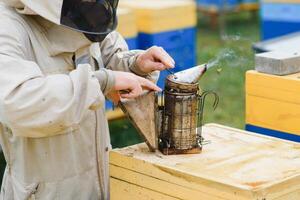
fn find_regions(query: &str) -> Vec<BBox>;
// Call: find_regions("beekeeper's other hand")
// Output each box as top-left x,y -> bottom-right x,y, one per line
108,71 -> 161,102
135,46 -> 175,74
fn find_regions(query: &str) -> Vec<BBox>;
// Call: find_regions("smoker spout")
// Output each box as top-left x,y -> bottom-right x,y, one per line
173,64 -> 207,84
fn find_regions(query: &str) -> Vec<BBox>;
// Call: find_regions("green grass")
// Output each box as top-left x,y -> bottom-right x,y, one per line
110,11 -> 260,148
109,119 -> 143,148
198,12 -> 260,128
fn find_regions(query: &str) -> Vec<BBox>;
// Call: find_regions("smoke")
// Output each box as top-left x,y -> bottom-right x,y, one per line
205,34 -> 255,71
206,48 -> 237,69
221,34 -> 254,43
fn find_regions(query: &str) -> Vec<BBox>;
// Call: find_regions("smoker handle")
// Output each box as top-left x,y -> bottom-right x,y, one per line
197,91 -> 219,127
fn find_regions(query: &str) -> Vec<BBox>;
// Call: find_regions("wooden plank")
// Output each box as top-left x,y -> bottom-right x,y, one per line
246,70 -> 300,94
106,108 -> 125,121
197,3 -> 259,14
110,124 -> 300,200
110,178 -> 180,200
239,3 -> 259,11
110,164 -> 228,200
260,175 -> 300,200
246,94 -> 300,134
273,189 -> 300,200
246,70 -> 300,135
110,151 -> 253,200
246,83 -> 300,105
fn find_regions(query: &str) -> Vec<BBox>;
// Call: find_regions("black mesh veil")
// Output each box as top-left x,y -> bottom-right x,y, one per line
60,0 -> 118,42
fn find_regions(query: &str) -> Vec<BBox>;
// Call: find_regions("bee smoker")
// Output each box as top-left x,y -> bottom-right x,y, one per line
156,75 -> 218,155
120,64 -> 218,155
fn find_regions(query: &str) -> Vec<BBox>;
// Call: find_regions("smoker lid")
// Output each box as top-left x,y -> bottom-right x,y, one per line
165,75 -> 199,93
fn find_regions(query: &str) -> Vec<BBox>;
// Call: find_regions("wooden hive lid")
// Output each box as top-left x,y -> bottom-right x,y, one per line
110,124 -> 300,199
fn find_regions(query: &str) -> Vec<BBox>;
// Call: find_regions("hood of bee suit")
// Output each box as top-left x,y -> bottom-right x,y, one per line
1,0 -> 119,43
0,0 -> 99,56
1,0 -> 61,20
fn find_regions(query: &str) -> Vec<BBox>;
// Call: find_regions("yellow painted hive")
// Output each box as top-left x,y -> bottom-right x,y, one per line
119,0 -> 197,33
246,70 -> 300,142
110,124 -> 300,200
116,8 -> 138,39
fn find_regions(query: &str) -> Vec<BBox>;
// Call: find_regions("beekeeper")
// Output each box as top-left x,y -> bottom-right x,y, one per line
0,0 -> 175,199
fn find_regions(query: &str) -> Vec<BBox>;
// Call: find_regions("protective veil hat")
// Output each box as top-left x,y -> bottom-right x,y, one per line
18,0 -> 119,42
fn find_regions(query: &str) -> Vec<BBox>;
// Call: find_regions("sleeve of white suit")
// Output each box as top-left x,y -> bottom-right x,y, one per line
100,31 -> 160,80
100,31 -> 146,75
0,18 -> 106,138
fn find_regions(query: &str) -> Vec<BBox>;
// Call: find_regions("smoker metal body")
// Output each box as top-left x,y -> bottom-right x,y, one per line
157,75 -> 218,155
120,64 -> 217,155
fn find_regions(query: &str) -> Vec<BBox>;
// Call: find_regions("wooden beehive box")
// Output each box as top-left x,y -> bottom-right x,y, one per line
110,124 -> 300,200
116,8 -> 138,39
246,70 -> 300,142
119,0 -> 197,34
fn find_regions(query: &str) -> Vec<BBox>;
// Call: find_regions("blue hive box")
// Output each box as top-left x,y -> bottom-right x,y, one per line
261,2 -> 300,40
105,100 -> 114,111
138,27 -> 197,88
120,0 -> 197,89
125,38 -> 138,50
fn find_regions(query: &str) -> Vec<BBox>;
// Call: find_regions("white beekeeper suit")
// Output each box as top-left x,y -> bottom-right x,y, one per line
0,0 -> 154,199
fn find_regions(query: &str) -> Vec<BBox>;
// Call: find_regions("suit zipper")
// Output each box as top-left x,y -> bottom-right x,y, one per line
94,111 -> 103,197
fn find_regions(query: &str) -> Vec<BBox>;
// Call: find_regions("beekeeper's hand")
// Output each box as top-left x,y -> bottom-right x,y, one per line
136,46 -> 175,74
107,71 -> 162,103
